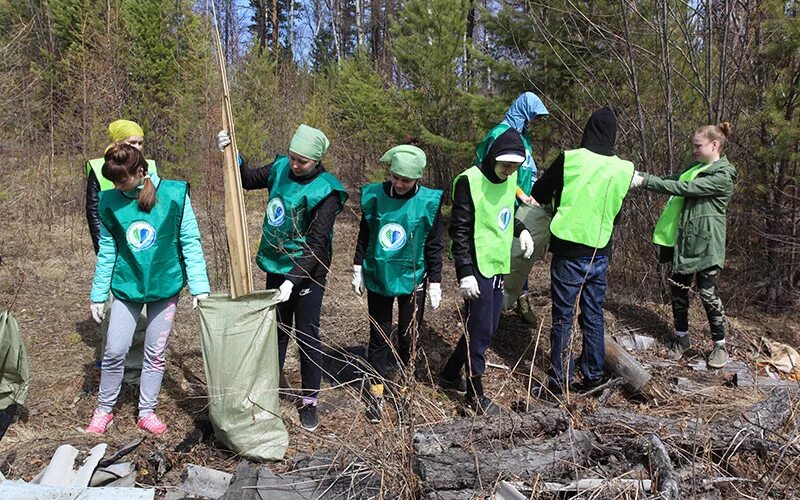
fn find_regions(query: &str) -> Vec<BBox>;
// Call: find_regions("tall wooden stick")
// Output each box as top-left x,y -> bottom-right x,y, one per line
211,7 -> 253,298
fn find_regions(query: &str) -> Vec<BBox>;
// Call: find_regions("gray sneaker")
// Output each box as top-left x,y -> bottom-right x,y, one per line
707,344 -> 728,369
668,335 -> 691,360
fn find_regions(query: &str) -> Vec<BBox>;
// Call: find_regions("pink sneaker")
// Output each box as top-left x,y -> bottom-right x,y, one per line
137,413 -> 167,435
85,409 -> 114,434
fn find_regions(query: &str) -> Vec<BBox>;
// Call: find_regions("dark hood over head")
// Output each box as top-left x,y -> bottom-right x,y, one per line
480,127 -> 526,183
580,107 -> 617,156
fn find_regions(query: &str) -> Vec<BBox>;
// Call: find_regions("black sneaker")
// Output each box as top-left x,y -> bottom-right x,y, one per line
298,405 -> 318,432
365,397 -> 384,424
437,374 -> 467,393
571,377 -> 606,393
465,396 -> 501,416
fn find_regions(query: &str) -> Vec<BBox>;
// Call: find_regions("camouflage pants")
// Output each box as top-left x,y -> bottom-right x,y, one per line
671,267 -> 725,341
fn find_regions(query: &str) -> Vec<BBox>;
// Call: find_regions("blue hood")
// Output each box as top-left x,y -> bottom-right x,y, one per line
501,92 -> 549,132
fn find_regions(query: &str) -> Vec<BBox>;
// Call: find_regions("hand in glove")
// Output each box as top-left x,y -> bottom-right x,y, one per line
217,130 -> 231,151
90,303 -> 105,324
459,276 -> 480,301
192,293 -> 209,310
277,280 -> 294,303
629,171 -> 645,189
427,282 -> 442,310
351,265 -> 365,296
519,229 -> 535,259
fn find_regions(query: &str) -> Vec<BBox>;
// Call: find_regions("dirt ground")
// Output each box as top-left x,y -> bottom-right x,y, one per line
2,165 -> 800,498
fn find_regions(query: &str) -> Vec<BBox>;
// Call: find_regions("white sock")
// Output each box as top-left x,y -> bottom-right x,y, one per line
714,339 -> 726,347
675,331 -> 688,337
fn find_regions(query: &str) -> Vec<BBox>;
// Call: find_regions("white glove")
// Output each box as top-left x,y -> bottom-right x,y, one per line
217,130 -> 231,151
630,171 -> 645,189
428,282 -> 442,310
459,276 -> 480,301
192,293 -> 209,309
351,265 -> 365,296
519,229 -> 534,259
90,303 -> 105,324
277,280 -> 294,303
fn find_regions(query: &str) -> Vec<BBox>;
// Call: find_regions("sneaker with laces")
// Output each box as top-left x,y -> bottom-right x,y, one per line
299,405 -> 318,432
707,343 -> 728,369
365,396 -> 384,424
85,409 -> 114,434
137,413 -> 167,435
668,335 -> 691,360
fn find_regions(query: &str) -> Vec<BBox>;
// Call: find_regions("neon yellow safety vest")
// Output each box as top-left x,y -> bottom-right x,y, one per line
453,166 -> 517,278
549,148 -> 634,248
86,157 -> 158,191
652,162 -> 710,247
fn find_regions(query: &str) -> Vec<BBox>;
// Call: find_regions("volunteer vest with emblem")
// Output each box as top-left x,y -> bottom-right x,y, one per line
651,162 -> 711,247
475,124 -> 535,195
87,157 -> 158,191
454,166 -> 517,278
550,148 -> 634,248
257,156 -> 348,275
98,179 -> 187,303
361,183 -> 443,296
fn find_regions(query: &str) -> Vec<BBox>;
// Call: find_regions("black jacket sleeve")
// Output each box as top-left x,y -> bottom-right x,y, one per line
85,168 -> 101,255
285,193 -> 340,285
353,213 -> 369,266
531,151 -> 565,207
239,156 -> 274,190
424,201 -> 444,283
449,176 -> 476,280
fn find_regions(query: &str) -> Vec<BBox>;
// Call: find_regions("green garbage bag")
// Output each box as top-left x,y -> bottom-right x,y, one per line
98,297 -> 146,385
198,291 -> 288,460
503,204 -> 552,310
0,310 -> 30,410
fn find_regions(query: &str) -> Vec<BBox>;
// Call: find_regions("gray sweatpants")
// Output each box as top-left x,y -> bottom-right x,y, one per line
97,296 -> 178,417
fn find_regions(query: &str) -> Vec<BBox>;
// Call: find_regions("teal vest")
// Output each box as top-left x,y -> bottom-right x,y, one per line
550,149 -> 633,248
256,157 -> 348,275
361,184 -> 443,296
87,157 -> 158,191
98,179 -> 187,303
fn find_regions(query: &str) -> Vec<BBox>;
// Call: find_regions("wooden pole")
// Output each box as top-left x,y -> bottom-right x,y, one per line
211,8 -> 253,298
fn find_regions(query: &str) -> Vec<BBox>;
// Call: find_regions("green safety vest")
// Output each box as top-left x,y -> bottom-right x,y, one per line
474,124 -> 535,196
550,148 -> 634,248
257,156 -> 348,275
652,162 -> 711,247
98,179 -> 187,303
86,157 -> 158,191
454,166 -> 517,278
360,183 -> 443,296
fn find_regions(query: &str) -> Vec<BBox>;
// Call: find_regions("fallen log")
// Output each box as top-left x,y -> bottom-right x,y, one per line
605,333 -> 652,394
413,430 -> 592,491
645,434 -> 680,500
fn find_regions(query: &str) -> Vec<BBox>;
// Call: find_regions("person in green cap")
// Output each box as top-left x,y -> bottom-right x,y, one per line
352,144 -> 444,424
217,125 -> 348,433
631,122 -> 736,369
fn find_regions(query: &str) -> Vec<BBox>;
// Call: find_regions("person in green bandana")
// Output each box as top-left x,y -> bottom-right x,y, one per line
86,144 -> 210,436
632,122 -> 736,369
217,124 -> 348,432
352,145 -> 444,424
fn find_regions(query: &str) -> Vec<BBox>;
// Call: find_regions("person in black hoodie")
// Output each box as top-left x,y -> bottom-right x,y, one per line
438,128 -> 535,415
531,107 -> 635,396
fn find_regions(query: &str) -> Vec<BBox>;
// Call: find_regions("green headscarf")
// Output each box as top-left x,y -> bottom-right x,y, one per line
380,145 -> 427,179
108,120 -> 144,142
288,124 -> 330,161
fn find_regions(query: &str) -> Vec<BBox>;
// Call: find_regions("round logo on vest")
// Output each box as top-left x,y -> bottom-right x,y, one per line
379,223 -> 407,251
126,221 -> 157,252
267,198 -> 286,226
497,207 -> 512,231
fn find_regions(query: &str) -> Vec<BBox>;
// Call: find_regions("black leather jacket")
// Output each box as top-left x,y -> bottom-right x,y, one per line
85,167 -> 102,254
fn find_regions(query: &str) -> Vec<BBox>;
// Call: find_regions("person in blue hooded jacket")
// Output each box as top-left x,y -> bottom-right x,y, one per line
474,92 -> 549,323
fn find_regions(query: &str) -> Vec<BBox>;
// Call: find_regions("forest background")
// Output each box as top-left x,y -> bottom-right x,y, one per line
1,0 -> 799,315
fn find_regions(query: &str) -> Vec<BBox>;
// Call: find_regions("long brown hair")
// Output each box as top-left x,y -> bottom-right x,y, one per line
102,144 -> 156,212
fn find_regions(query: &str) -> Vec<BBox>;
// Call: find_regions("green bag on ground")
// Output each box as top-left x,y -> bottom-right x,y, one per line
198,291 -> 288,460
0,310 -> 30,410
502,204 -> 552,310
98,297 -> 146,385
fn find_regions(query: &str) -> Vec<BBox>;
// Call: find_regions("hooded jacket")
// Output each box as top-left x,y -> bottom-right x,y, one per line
531,107 -> 626,257
451,128 -> 528,279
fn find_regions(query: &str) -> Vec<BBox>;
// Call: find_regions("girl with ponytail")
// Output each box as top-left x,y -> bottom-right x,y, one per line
85,143 -> 210,435
632,122 -> 737,369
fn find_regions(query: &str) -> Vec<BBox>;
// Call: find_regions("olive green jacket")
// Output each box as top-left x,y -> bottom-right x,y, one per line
643,155 -> 737,274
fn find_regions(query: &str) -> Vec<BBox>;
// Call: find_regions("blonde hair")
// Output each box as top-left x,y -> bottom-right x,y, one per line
695,122 -> 733,151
